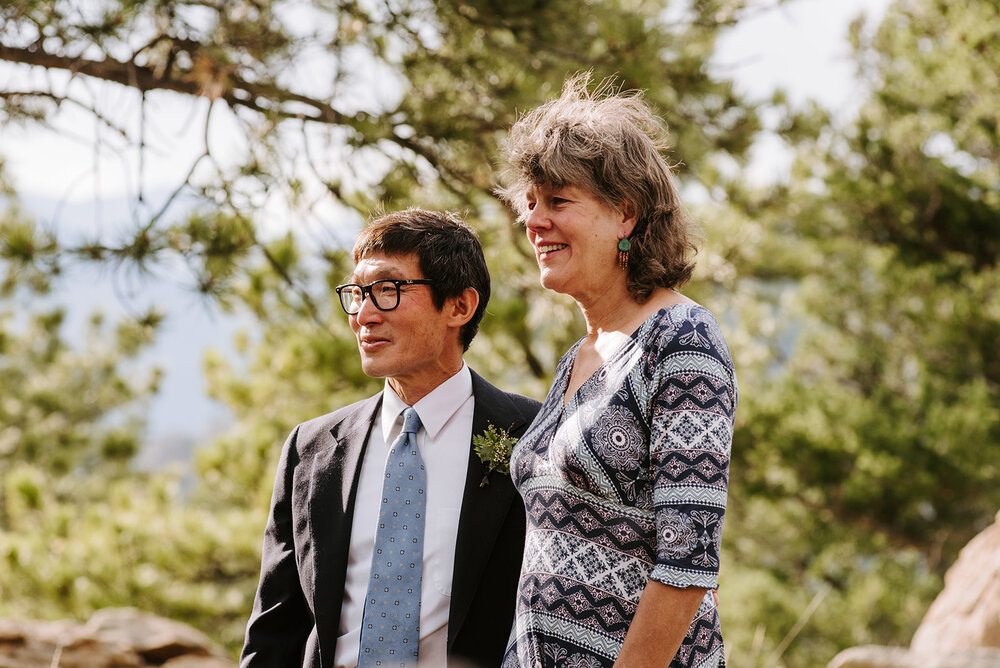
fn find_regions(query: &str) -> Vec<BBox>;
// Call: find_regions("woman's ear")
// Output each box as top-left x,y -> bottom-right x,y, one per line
620,201 -> 638,239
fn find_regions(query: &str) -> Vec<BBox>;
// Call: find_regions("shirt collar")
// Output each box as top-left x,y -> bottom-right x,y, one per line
380,363 -> 473,443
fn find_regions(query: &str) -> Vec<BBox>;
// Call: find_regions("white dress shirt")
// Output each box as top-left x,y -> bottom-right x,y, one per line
334,364 -> 474,668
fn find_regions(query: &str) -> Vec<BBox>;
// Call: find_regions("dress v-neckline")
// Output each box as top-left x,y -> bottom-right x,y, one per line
559,305 -> 688,407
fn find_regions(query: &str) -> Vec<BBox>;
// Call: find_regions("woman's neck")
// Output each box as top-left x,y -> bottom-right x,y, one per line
575,281 -> 636,338
577,286 -> 693,342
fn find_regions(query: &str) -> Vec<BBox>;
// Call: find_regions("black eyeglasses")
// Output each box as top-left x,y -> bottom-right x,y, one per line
335,279 -> 434,314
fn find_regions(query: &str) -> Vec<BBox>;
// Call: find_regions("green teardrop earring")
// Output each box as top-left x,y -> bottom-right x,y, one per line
617,237 -> 631,270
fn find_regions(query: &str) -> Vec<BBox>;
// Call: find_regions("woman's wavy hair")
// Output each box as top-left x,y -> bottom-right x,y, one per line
497,73 -> 698,302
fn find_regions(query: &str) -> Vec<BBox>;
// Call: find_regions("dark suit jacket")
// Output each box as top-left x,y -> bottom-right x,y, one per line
240,370 -> 540,668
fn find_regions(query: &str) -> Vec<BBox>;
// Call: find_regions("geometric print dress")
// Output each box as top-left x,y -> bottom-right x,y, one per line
502,304 -> 738,668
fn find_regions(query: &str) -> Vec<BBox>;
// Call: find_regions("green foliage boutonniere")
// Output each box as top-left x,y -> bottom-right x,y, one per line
472,423 -> 518,488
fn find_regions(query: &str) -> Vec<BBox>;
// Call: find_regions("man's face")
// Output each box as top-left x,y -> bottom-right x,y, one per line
348,252 -> 458,390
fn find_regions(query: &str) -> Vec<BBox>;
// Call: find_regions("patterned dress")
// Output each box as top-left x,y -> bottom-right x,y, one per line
503,304 -> 737,668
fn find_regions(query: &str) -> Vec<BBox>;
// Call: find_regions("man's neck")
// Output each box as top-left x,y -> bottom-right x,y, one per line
386,359 -> 465,405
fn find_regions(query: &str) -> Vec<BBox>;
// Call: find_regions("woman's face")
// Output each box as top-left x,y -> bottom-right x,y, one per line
523,182 -> 635,302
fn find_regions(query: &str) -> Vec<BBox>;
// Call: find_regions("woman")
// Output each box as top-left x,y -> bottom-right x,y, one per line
498,76 -> 737,668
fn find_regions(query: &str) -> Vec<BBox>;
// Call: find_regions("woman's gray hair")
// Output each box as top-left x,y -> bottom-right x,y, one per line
497,73 -> 698,301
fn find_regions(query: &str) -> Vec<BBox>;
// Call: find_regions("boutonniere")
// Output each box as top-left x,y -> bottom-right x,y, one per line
472,424 -> 518,488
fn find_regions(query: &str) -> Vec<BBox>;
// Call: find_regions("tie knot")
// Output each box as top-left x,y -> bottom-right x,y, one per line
401,407 -> 421,435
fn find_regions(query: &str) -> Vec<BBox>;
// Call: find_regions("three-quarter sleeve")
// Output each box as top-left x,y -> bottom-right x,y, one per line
646,317 -> 737,590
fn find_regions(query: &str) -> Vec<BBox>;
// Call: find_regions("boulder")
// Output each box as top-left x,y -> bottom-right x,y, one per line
910,510 -> 1000,654
0,610 -> 235,668
161,658 -> 239,668
828,511 -> 1000,668
0,618 -> 142,668
85,608 -> 228,664
826,645 -> 913,668
828,646 -> 1000,668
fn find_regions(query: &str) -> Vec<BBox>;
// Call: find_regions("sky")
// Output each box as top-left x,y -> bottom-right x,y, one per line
716,0 -> 891,109
712,0 -> 894,182
0,0 -> 895,455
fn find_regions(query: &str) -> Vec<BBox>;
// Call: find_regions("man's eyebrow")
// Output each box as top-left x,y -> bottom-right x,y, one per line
349,268 -> 404,283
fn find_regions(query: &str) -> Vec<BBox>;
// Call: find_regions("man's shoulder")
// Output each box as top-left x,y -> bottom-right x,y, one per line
470,370 -> 542,421
291,391 -> 382,445
501,388 -> 542,415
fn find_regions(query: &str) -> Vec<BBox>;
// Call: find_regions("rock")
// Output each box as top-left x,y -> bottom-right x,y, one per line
85,608 -> 227,664
926,649 -> 1000,667
828,511 -> 1000,668
0,610 -> 235,668
828,645 -> 1000,668
0,618 -> 143,668
910,510 -> 1000,655
827,645 -> 914,668
161,657 -> 239,668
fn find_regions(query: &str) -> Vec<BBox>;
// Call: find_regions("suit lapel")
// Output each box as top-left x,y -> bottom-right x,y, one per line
448,371 -> 532,646
310,393 -> 382,660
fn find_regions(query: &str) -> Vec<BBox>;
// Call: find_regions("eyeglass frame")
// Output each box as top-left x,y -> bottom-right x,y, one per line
335,278 -> 435,315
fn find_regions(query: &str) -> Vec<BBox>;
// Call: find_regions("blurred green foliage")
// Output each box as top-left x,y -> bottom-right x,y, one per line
713,0 -> 1000,664
0,0 -> 998,665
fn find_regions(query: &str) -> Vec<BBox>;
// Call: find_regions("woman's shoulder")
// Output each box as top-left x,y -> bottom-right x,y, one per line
642,302 -> 733,366
641,301 -> 720,338
641,303 -> 738,409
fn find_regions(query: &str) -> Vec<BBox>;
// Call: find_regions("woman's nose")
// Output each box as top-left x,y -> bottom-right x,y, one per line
524,205 -> 549,231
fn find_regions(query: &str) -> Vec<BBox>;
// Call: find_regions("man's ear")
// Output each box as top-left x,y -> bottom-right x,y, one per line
446,287 -> 480,328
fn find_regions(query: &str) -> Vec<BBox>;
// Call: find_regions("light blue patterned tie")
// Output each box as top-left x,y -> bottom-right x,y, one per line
359,407 -> 425,667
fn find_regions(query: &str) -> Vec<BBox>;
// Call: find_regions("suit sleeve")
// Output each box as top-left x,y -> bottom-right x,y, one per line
240,425 -> 312,668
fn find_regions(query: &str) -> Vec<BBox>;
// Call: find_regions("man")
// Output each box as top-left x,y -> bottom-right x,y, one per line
241,209 -> 540,668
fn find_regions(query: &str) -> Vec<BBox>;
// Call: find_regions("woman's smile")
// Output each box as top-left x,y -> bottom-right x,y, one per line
535,242 -> 568,258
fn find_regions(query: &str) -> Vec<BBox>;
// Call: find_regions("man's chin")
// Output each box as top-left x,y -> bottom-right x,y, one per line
359,355 -> 390,380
